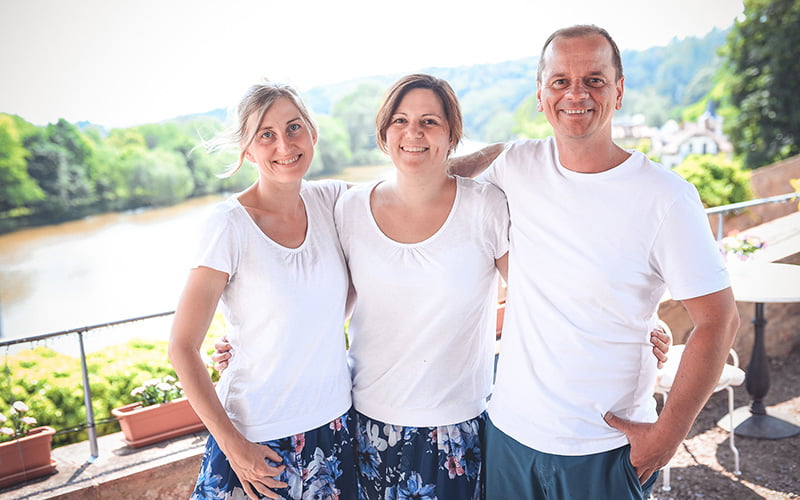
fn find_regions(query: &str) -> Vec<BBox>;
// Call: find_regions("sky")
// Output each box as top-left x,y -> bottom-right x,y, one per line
0,0 -> 744,129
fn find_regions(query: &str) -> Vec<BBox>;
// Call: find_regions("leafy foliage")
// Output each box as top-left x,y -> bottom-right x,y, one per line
724,0 -> 800,168
0,319 -> 223,447
674,154 -> 752,207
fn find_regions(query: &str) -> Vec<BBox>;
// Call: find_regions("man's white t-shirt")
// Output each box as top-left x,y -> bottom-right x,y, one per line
484,138 -> 730,455
335,176 -> 509,427
193,180 -> 352,443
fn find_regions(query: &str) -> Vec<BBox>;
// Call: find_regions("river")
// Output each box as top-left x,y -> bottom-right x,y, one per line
0,195 -> 225,341
0,165 -> 396,344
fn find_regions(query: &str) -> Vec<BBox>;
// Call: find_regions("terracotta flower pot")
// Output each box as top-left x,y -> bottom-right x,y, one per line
112,396 -> 205,448
0,426 -> 57,488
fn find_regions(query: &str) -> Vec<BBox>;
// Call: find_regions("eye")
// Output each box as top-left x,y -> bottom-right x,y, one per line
587,78 -> 605,87
288,123 -> 302,134
422,118 -> 439,126
551,79 -> 568,89
260,130 -> 273,139
392,117 -> 407,125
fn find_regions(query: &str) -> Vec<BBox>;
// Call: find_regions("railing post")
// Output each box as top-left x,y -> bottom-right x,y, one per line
717,212 -> 724,241
78,330 -> 99,460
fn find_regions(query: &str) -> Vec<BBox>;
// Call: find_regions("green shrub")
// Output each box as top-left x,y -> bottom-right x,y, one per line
0,315 -> 225,447
673,154 -> 752,207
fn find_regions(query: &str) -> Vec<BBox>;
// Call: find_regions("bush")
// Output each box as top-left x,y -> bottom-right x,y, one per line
0,316 -> 224,447
673,154 -> 752,207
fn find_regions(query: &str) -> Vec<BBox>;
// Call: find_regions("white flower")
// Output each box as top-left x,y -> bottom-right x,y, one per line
21,416 -> 37,426
131,387 -> 145,397
0,413 -> 6,423
156,382 -> 173,392
12,401 -> 28,413
0,427 -> 14,436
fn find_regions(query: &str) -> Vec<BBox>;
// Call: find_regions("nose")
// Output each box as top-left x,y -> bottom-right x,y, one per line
405,121 -> 423,138
275,133 -> 292,152
565,81 -> 589,98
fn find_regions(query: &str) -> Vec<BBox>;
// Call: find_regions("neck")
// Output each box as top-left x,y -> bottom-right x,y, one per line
386,168 -> 453,207
555,137 -> 631,174
242,178 -> 304,215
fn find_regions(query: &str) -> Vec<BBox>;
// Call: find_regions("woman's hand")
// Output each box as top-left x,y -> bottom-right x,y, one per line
211,335 -> 232,373
651,323 -> 672,369
224,437 -> 287,500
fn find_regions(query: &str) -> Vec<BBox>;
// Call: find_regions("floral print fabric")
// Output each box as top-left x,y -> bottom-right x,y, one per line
191,411 -> 358,499
355,410 -> 485,500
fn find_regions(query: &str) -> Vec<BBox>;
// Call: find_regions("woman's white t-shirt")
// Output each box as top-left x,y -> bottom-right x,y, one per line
193,179 -> 352,442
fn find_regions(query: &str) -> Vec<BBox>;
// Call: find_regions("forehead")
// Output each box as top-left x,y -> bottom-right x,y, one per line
541,35 -> 615,77
396,88 -> 444,113
250,97 -> 300,129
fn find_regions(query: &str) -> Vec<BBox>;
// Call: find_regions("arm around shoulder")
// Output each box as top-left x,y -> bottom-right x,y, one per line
448,143 -> 506,178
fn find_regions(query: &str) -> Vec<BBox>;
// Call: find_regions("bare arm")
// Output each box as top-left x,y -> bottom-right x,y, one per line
605,287 -> 739,483
448,143 -> 506,178
169,267 -> 286,499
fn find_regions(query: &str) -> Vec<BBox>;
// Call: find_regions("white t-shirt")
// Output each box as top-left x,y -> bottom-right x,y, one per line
484,138 -> 730,455
335,176 -> 510,427
194,180 -> 352,442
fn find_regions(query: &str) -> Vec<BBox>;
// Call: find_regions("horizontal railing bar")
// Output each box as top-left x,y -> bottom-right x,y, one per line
705,191 -> 799,215
0,310 -> 175,348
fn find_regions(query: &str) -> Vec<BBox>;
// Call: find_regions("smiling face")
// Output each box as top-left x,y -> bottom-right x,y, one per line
536,33 -> 624,142
242,97 -> 316,183
384,88 -> 453,173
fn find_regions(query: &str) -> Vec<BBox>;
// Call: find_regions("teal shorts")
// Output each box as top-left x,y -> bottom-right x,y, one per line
484,416 -> 659,500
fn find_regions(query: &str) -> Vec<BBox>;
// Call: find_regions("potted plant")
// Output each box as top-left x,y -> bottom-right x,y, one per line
719,231 -> 766,263
112,375 -> 205,448
0,401 -> 57,488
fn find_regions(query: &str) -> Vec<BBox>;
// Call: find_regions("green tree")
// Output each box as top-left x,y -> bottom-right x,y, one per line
674,154 -> 752,207
332,82 -> 384,162
315,115 -> 353,175
724,0 -> 800,168
0,114 -> 44,211
512,94 -> 552,139
25,120 -> 95,216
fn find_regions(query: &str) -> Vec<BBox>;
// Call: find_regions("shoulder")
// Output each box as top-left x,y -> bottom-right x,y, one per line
302,179 -> 348,200
456,176 -> 507,203
630,152 -> 698,195
206,196 -> 242,224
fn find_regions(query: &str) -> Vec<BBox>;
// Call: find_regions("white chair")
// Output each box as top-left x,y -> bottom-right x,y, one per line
654,335 -> 745,491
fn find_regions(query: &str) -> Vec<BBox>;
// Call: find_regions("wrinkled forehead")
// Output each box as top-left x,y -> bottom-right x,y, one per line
539,35 -> 617,80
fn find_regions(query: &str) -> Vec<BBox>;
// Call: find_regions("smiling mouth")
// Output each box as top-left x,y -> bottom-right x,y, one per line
274,155 -> 301,165
563,109 -> 591,115
401,146 -> 428,152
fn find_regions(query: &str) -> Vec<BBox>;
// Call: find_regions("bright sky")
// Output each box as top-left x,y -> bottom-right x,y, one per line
0,0 -> 744,128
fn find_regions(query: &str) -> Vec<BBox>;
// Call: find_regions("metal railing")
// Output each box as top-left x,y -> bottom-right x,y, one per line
0,191 -> 797,464
0,311 -> 175,461
706,191 -> 799,240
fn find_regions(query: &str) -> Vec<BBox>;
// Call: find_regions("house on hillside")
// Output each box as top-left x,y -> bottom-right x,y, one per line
654,101 -> 733,168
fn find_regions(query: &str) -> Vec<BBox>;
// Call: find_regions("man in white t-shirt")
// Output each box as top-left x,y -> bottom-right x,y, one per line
452,25 -> 740,499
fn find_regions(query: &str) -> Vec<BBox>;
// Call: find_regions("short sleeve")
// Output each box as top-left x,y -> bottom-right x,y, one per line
192,205 -> 240,280
652,187 -> 729,300
481,183 -> 510,259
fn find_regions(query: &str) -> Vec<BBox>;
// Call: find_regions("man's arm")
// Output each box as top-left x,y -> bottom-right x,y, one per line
605,286 -> 739,483
447,143 -> 506,178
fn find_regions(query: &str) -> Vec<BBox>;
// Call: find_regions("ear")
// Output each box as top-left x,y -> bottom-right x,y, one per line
615,76 -> 625,111
243,149 -> 255,162
536,85 -> 543,112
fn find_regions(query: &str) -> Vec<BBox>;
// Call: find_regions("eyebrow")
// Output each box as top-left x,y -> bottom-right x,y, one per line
257,117 -> 302,133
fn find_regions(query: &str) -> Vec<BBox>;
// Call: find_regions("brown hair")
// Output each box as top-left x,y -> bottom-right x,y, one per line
375,74 -> 463,155
537,25 -> 624,83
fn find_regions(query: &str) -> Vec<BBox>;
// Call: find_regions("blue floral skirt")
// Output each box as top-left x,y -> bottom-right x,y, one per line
354,410 -> 485,500
191,410 -> 358,499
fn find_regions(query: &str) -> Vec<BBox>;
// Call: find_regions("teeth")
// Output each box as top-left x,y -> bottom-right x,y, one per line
564,109 -> 589,115
274,155 -> 300,165
402,147 -> 428,152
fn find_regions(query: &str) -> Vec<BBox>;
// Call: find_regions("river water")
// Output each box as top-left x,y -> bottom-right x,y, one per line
0,195 -> 226,342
